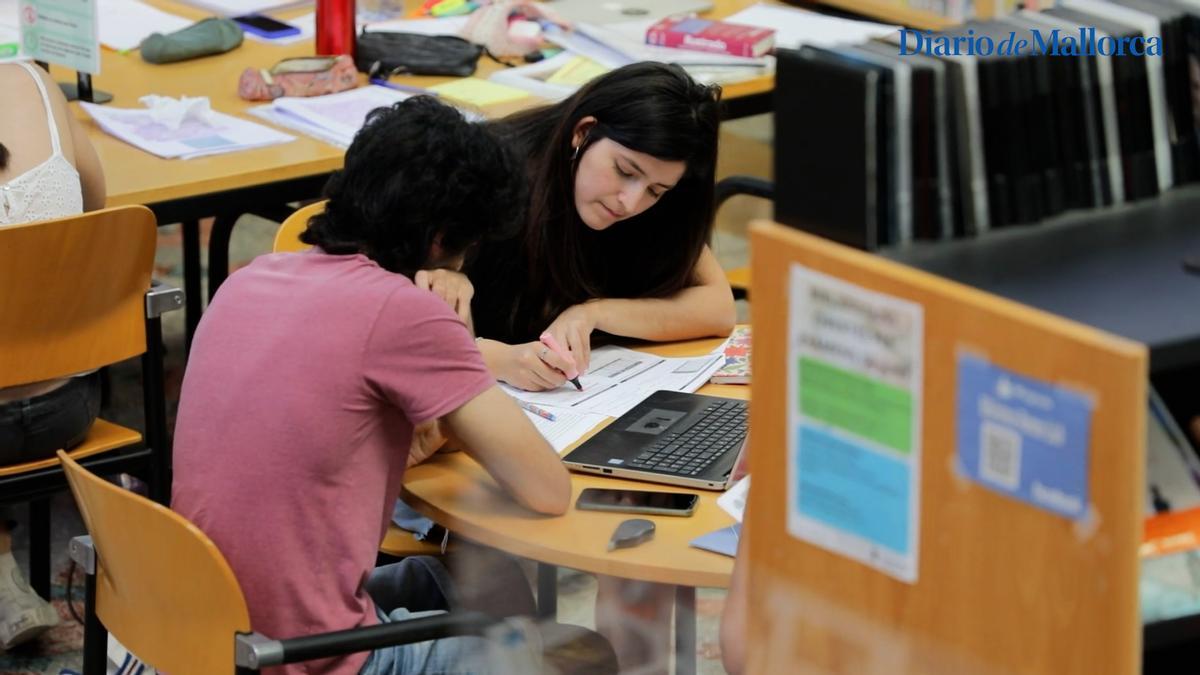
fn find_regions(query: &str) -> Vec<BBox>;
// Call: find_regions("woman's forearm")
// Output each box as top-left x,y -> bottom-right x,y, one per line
588,282 -> 736,342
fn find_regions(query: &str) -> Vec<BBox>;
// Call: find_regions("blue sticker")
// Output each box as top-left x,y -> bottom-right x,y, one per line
956,353 -> 1094,519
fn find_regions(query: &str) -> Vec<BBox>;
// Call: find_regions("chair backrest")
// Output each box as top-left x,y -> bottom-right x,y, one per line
273,201 -> 325,253
0,206 -> 156,387
59,450 -> 252,675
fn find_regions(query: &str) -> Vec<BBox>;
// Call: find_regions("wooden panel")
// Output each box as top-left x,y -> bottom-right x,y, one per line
0,206 -> 155,386
403,334 -> 743,588
746,221 -> 1145,674
60,451 -> 251,675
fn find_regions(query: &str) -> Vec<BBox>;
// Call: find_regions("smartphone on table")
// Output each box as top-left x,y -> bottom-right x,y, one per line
233,14 -> 302,40
575,488 -> 699,517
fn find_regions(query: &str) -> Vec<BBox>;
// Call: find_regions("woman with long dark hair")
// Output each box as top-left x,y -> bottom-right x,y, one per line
418,62 -> 736,391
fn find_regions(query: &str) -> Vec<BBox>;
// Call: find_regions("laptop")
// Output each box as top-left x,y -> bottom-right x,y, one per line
562,390 -> 748,490
543,0 -> 714,26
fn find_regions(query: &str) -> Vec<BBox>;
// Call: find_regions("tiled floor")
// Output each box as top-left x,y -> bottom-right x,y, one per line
2,114 -> 773,674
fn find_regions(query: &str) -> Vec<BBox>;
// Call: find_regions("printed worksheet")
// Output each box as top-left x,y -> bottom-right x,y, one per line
500,346 -> 723,418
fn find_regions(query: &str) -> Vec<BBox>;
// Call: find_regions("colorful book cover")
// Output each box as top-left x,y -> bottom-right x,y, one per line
645,17 -> 775,58
710,326 -> 751,384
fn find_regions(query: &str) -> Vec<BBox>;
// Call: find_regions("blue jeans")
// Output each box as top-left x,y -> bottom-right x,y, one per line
359,554 -> 617,675
0,373 -> 101,526
0,372 -> 101,466
359,558 -> 498,675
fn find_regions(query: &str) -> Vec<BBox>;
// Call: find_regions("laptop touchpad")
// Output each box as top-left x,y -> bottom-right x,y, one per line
626,409 -> 687,435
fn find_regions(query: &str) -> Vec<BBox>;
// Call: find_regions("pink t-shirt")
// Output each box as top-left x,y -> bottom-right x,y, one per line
172,250 -> 493,675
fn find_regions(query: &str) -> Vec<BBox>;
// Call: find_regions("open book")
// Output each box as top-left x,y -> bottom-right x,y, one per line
249,85 -> 412,149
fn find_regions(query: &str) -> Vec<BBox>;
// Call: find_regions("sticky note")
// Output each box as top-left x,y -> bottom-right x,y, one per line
545,56 -> 609,87
429,78 -> 530,107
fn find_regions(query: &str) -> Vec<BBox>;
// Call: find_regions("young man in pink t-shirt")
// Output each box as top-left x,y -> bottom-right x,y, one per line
172,98 -> 573,675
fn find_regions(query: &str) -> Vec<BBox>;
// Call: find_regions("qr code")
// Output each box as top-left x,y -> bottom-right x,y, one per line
979,421 -> 1021,490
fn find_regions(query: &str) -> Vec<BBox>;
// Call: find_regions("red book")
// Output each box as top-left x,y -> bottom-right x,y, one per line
645,16 -> 775,58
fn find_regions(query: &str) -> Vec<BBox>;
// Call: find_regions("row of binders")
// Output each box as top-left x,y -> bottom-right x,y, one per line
774,0 -> 1200,250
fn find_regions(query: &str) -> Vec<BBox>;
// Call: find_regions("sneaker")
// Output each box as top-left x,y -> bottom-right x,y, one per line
0,554 -> 59,650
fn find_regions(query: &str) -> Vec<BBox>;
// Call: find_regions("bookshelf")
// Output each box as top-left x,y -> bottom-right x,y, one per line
795,0 -> 996,30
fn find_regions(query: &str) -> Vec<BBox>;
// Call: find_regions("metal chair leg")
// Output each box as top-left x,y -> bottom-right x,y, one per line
207,214 -> 238,302
674,585 -> 696,675
29,498 -> 51,599
82,565 -> 108,675
182,220 -> 202,354
536,563 -> 558,620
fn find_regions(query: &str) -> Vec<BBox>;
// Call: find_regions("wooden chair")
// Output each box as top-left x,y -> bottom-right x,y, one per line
715,175 -> 773,301
272,200 -> 324,253
59,451 -> 509,675
0,206 -> 181,598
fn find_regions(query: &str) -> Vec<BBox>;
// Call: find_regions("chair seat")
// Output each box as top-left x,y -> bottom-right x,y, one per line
0,419 -> 142,477
380,524 -> 447,557
726,266 -> 751,294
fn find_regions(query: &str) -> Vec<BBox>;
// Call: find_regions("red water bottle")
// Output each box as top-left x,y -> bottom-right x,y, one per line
316,0 -> 356,57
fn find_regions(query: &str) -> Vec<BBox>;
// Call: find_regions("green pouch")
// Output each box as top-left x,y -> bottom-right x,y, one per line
141,17 -> 243,64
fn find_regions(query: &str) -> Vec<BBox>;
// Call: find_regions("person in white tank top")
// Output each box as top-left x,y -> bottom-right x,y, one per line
0,61 -> 108,650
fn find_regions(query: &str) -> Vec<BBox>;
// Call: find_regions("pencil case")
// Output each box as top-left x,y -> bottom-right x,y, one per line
141,17 -> 243,64
238,55 -> 359,101
355,31 -> 482,78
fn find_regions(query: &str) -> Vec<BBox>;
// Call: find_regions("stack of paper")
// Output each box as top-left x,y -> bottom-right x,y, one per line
0,0 -> 23,60
177,0 -> 311,17
249,85 -> 412,148
722,3 -> 900,50
98,0 -> 192,52
362,15 -> 468,36
81,101 -> 294,159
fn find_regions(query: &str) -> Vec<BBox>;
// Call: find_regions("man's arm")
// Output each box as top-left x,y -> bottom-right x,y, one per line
441,385 -> 572,515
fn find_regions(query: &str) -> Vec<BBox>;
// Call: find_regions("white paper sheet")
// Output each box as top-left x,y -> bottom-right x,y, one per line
250,85 -> 411,148
0,0 -> 22,61
500,345 -> 724,418
523,406 -> 607,454
723,3 -> 900,50
362,15 -> 468,37
177,0 -> 310,17
81,101 -> 294,158
97,0 -> 191,51
718,475 -> 750,522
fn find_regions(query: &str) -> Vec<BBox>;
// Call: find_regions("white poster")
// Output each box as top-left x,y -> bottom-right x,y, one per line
19,0 -> 99,74
787,264 -> 924,583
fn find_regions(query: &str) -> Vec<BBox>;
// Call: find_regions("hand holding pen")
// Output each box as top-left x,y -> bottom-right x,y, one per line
539,332 -> 583,391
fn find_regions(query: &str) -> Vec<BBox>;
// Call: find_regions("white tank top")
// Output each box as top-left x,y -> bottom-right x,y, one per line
0,62 -> 84,226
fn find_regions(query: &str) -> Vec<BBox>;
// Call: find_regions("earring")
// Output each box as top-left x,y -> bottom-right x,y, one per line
571,144 -> 581,162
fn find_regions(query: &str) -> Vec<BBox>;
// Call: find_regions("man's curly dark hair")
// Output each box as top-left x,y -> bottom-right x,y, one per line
301,96 -> 525,277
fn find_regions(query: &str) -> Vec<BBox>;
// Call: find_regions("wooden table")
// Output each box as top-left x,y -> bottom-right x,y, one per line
57,0 -> 773,346
402,334 -> 745,674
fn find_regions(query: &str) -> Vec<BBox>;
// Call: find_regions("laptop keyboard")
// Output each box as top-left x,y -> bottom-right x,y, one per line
627,400 -> 747,476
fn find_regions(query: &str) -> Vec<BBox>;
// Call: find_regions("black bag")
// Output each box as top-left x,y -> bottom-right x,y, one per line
355,30 -> 483,78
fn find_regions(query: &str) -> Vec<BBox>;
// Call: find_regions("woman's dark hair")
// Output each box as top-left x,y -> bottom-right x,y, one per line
0,143 -> 8,170
301,96 -> 525,277
471,62 -> 722,343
